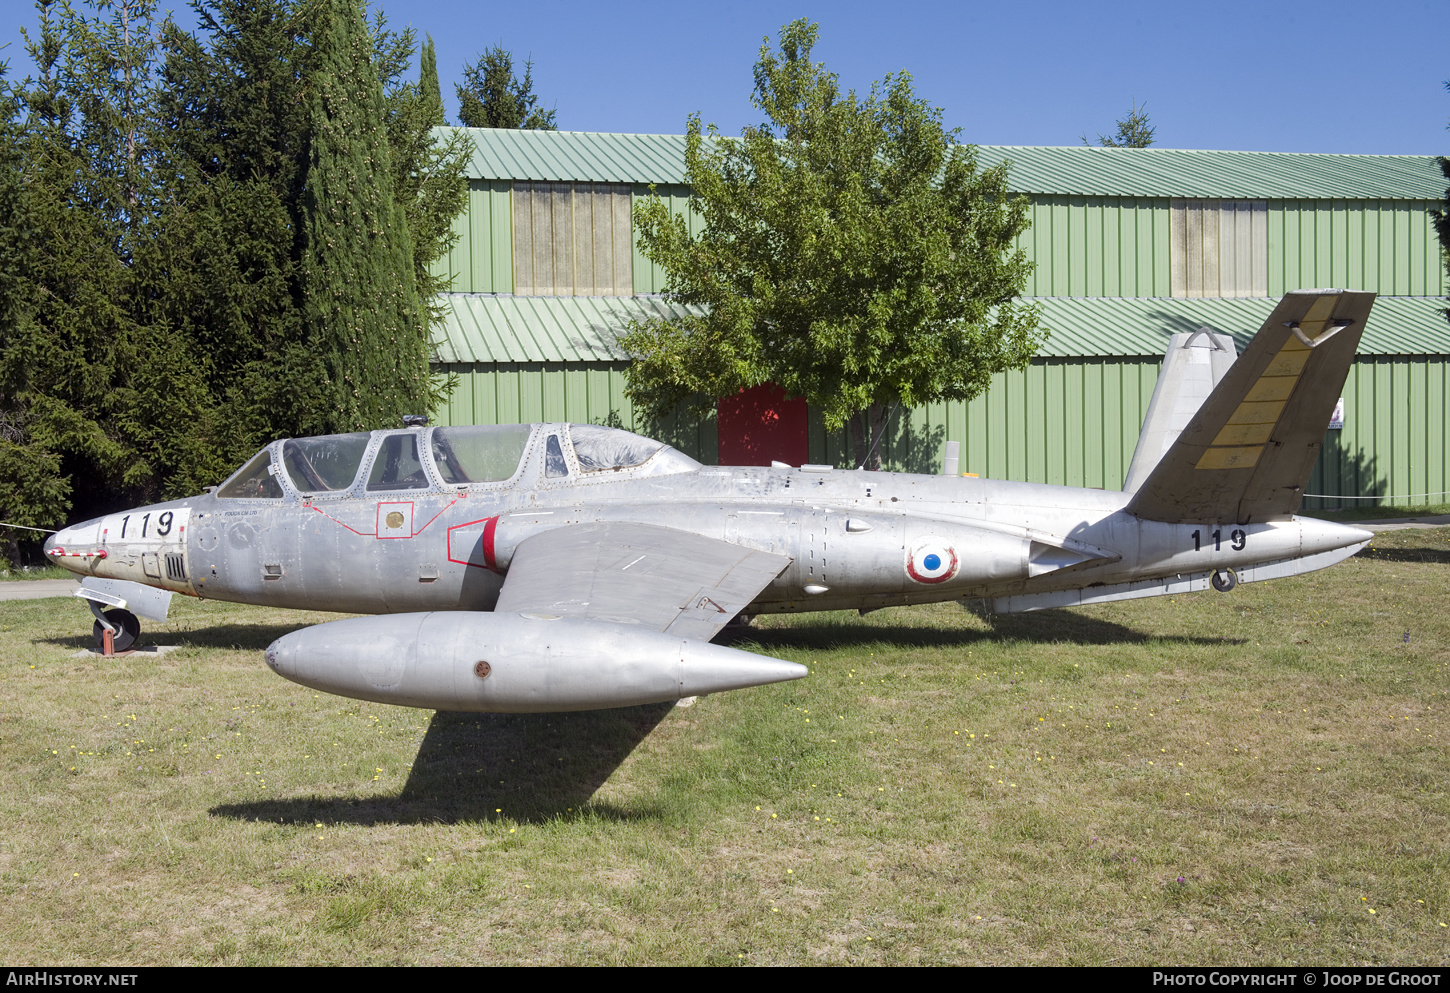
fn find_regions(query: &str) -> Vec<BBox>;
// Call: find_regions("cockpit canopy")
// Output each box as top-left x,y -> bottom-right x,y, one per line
430,424 -> 532,485
283,433 -> 372,492
215,423 -> 698,499
568,424 -> 664,473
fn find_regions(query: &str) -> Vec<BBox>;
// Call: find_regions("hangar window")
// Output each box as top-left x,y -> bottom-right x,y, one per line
513,182 -> 633,295
282,433 -> 371,492
1170,199 -> 1268,298
430,424 -> 532,484
217,449 -> 284,499
367,433 -> 431,491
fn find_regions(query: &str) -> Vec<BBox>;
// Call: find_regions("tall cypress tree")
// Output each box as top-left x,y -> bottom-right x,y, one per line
420,35 -> 443,122
299,0 -> 439,432
376,27 -> 467,314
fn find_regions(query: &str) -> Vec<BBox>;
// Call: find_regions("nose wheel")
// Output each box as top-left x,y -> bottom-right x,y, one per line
1210,569 -> 1238,593
89,605 -> 141,654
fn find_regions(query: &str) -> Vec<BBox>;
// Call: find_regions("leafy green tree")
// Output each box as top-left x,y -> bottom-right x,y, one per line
625,19 -> 1042,469
299,0 -> 442,432
455,45 -> 556,130
1082,100 -> 1155,148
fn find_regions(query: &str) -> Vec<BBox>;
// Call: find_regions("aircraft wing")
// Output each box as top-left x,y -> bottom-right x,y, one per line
493,522 -> 792,641
1125,288 -> 1375,525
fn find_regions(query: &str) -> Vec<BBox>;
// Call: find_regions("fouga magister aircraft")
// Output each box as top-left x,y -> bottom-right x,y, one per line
44,289 -> 1377,713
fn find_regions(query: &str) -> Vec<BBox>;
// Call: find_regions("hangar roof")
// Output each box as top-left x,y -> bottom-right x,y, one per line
451,128 -> 1444,201
974,147 -> 1442,200
1026,295 -> 1447,357
454,128 -> 691,185
434,294 -> 698,364
432,294 -> 1450,365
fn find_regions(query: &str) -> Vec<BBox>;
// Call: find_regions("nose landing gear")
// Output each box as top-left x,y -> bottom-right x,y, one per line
74,578 -> 172,655
87,600 -> 140,654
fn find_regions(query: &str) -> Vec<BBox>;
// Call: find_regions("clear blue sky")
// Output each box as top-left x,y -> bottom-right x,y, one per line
2,0 -> 1446,155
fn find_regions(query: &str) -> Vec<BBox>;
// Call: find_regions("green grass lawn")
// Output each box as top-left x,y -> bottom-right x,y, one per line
1,529 -> 1448,965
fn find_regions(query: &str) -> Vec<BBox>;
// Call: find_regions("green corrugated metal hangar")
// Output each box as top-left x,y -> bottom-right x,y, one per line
428,129 -> 1449,507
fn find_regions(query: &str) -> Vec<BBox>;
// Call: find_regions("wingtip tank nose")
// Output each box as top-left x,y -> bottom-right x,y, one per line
678,640 -> 807,697
264,636 -> 294,677
1298,517 -> 1375,556
1347,525 -> 1374,546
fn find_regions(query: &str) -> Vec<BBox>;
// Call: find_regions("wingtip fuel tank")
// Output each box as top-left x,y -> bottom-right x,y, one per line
265,611 -> 808,713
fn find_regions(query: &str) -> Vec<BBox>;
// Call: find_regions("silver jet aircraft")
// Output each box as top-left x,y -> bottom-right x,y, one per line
44,289 -> 1377,713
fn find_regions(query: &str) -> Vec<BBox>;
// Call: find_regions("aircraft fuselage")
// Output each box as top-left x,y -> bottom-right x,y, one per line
38,290 -> 1383,712
45,424 -> 1370,619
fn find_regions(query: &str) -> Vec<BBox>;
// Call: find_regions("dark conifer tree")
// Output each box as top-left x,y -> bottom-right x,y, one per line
420,34 -> 444,123
1436,153 -> 1450,328
376,28 -> 468,314
147,0 -> 321,454
299,0 -> 440,431
4,0 -> 468,541
0,64 -> 69,567
456,46 -> 557,130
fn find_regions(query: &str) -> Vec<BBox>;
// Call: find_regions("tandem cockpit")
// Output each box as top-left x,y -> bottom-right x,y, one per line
215,422 -> 702,501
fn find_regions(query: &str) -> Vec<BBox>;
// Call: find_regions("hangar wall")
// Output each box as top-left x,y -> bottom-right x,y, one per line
431,349 -> 1450,511
1011,196 -> 1446,300
428,130 -> 1450,508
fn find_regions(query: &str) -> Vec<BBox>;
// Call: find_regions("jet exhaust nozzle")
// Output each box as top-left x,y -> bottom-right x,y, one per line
264,612 -> 807,712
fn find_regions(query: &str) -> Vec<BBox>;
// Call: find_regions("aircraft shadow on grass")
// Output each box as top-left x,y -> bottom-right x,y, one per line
209,610 -> 1236,826
43,561 -> 1242,656
44,606 -> 1235,657
39,622 -> 318,656
1353,545 -> 1450,566
726,607 -> 1242,651
211,702 -> 674,828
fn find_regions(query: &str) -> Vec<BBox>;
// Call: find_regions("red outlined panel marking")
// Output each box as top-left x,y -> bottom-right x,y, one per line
447,516 -> 500,571
376,502 -> 415,539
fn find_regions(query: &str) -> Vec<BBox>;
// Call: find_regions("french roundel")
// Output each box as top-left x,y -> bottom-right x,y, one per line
906,541 -> 959,584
